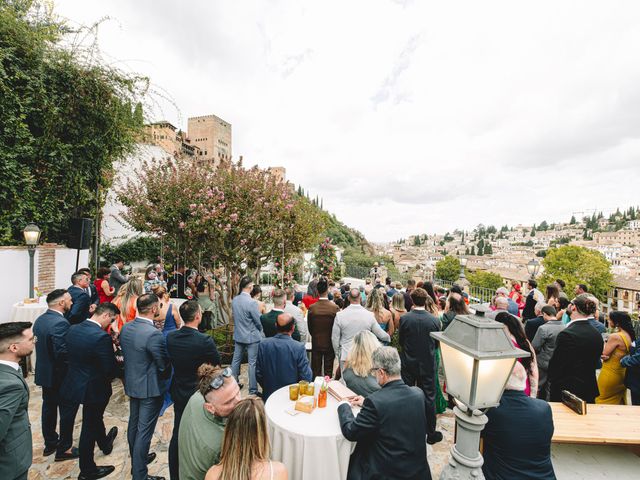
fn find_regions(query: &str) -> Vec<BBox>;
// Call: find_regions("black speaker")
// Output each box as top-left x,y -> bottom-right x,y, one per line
68,218 -> 93,250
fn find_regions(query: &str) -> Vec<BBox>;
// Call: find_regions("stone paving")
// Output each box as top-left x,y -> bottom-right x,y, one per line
26,368 -> 454,479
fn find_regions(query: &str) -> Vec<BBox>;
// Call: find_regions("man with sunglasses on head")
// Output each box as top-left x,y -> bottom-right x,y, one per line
178,365 -> 242,480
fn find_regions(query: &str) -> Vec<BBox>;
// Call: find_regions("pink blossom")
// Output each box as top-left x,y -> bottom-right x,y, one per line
230,213 -> 239,222
179,221 -> 185,229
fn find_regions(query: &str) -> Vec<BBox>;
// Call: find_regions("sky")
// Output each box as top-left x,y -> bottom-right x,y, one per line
54,0 -> 640,242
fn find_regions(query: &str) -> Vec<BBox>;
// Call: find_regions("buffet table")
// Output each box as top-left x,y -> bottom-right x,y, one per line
8,301 -> 47,324
265,385 -> 357,480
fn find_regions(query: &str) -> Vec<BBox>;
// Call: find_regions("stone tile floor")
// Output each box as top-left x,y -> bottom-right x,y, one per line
26,367 -> 454,479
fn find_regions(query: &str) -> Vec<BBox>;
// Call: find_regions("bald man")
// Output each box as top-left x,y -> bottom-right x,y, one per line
255,313 -> 312,401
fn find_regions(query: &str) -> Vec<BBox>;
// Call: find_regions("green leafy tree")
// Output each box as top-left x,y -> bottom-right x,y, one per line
530,226 -> 536,236
539,221 -> 549,231
435,256 -> 460,282
570,215 -> 576,224
477,238 -> 485,256
538,245 -> 612,301
0,1 -> 146,244
467,270 -> 503,290
413,236 -> 422,246
470,246 -> 475,255
484,243 -> 493,254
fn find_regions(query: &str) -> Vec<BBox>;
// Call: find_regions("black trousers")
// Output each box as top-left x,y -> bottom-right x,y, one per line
57,399 -> 80,455
41,385 -> 62,448
168,400 -> 187,480
311,350 -> 335,378
401,362 -> 437,436
79,400 -> 109,473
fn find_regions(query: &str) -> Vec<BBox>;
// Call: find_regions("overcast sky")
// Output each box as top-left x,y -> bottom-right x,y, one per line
54,0 -> 640,242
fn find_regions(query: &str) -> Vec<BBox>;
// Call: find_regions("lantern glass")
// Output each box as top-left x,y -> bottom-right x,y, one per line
440,342 -> 519,409
474,357 -> 517,407
23,224 -> 41,246
440,342 -> 474,405
460,257 -> 468,267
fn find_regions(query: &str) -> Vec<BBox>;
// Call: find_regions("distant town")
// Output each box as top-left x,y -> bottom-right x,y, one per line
375,209 -> 640,316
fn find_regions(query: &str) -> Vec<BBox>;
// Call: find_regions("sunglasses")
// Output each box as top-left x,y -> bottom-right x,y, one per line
207,367 -> 233,392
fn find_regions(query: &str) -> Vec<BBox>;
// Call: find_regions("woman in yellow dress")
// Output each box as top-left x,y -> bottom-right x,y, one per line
596,311 -> 634,404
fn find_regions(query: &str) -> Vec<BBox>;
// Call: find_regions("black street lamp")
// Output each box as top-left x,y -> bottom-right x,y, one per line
23,223 -> 41,299
526,259 -> 540,279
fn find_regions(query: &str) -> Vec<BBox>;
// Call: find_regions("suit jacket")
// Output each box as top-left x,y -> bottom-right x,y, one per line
398,309 -> 440,373
88,283 -> 99,305
284,301 -> 307,342
338,379 -> 430,480
260,309 -> 301,342
525,316 -> 545,342
482,390 -> 555,480
0,364 -> 32,479
308,298 -> 339,352
255,334 -> 312,401
232,292 -> 263,344
166,327 -> 220,407
331,305 -> 390,362
621,343 -> 640,393
547,319 -> 603,403
60,320 -> 117,405
66,285 -> 92,325
109,264 -> 128,293
120,317 -> 171,398
33,309 -> 70,388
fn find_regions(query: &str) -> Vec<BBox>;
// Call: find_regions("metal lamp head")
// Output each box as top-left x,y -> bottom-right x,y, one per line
527,258 -> 540,277
460,257 -> 468,267
431,314 -> 530,411
23,223 -> 41,246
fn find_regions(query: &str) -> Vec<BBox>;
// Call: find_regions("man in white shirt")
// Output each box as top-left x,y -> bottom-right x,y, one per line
332,288 -> 390,370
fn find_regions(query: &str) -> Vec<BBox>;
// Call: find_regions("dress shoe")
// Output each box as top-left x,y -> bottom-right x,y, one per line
101,427 -> 118,455
78,465 -> 115,480
145,476 -> 165,480
43,444 -> 58,456
55,447 -> 79,461
147,452 -> 156,464
427,431 -> 444,445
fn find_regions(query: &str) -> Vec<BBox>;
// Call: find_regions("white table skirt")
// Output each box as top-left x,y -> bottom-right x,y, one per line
9,302 -> 47,324
265,385 -> 357,480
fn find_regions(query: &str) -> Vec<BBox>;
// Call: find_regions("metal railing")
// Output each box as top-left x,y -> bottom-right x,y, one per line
433,278 -> 495,304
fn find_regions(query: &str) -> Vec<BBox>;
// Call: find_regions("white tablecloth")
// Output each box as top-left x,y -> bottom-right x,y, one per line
8,302 -> 47,324
265,385 -> 357,480
8,302 -> 47,372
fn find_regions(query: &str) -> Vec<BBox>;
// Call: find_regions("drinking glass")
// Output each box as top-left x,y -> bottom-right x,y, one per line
289,384 -> 299,401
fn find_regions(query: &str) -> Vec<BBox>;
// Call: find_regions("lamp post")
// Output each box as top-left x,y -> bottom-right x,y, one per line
457,256 -> 470,290
526,258 -> 540,280
431,311 -> 530,479
23,223 -> 41,299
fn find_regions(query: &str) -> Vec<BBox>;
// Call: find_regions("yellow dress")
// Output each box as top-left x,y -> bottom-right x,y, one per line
596,332 -> 630,405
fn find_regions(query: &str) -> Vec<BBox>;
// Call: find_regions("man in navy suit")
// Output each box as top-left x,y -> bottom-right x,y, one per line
61,303 -> 119,480
256,313 -> 312,401
166,300 -> 220,480
33,289 -> 74,457
66,271 -> 96,325
78,268 -> 100,306
399,287 -> 443,444
120,294 -> 171,480
230,276 -> 263,395
482,362 -> 555,480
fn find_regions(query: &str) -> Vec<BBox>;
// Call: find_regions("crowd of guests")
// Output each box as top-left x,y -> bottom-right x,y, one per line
1,262 -> 639,480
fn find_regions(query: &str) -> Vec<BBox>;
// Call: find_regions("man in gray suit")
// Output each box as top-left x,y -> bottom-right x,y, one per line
332,288 -> 390,370
231,276 -> 263,395
120,294 -> 170,480
0,322 -> 36,480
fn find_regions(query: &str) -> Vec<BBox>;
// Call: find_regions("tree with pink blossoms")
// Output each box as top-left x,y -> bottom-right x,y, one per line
116,156 -> 323,322
315,237 -> 339,280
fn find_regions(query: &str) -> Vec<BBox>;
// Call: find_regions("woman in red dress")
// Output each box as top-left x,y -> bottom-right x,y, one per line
95,267 -> 115,303
301,278 -> 320,309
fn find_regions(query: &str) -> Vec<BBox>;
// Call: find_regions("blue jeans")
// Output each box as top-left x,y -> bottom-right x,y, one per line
231,341 -> 259,394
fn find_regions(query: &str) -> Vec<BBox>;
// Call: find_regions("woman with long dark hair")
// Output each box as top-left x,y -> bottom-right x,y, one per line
597,311 -> 635,404
422,281 -> 439,307
495,312 -> 539,398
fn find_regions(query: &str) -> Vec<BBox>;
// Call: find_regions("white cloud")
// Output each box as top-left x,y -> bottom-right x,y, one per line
54,0 -> 640,241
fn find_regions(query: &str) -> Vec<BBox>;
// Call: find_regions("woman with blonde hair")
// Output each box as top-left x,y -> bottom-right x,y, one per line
205,398 -> 287,480
389,292 -> 407,331
341,330 -> 382,397
112,276 -> 144,333
366,288 -> 394,336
